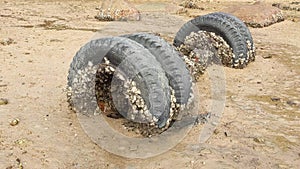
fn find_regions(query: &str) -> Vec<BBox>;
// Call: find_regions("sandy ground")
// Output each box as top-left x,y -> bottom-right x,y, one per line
0,0 -> 300,168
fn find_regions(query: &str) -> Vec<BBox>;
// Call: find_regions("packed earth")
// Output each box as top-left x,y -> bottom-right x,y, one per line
1,0 -> 300,168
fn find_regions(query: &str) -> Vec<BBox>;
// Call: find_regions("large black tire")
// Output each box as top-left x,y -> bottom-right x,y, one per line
122,33 -> 193,105
67,37 -> 171,128
211,12 -> 255,62
174,13 -> 249,68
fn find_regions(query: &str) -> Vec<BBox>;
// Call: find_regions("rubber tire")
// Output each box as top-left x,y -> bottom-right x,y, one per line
68,37 -> 171,128
211,12 -> 255,62
174,13 -> 248,68
122,33 -> 193,105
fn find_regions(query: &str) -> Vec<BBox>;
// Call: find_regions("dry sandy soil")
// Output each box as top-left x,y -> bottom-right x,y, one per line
0,0 -> 299,168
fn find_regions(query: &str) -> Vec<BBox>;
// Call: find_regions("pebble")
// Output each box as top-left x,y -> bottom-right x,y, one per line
10,118 -> 19,126
286,100 -> 299,106
224,131 -> 230,137
213,129 -> 220,134
262,54 -> 273,59
271,97 -> 281,102
0,38 -> 14,46
14,138 -> 28,145
0,98 -> 8,105
211,122 -> 218,126
233,154 -> 241,162
253,137 -> 265,144
16,158 -> 24,169
200,148 -> 212,155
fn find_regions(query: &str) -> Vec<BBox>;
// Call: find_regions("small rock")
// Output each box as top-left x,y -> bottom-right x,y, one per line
200,148 -> 212,155
224,131 -> 230,137
213,129 -> 220,134
233,154 -> 241,162
16,158 -> 21,163
286,100 -> 299,106
271,97 -> 281,102
211,121 -> 218,126
50,39 -> 63,42
15,138 -> 28,146
16,158 -> 24,169
262,54 -> 273,59
0,38 -> 14,45
10,118 -> 19,126
253,137 -> 265,144
0,98 -> 8,105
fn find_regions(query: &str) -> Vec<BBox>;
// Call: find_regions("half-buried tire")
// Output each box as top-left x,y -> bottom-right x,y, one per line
174,13 -> 249,68
122,33 -> 193,105
67,37 -> 171,128
211,12 -> 255,62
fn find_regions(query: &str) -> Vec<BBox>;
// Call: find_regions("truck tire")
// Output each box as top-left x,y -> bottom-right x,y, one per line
67,37 -> 171,128
174,13 -> 249,68
122,33 -> 193,105
211,12 -> 255,62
